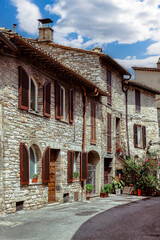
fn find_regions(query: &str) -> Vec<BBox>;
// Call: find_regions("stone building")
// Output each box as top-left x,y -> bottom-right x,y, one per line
133,59 -> 160,136
0,21 -> 159,215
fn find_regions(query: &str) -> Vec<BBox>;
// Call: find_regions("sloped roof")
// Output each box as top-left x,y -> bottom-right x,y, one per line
34,40 -> 131,77
125,80 -> 160,95
132,66 -> 160,72
0,30 -> 108,96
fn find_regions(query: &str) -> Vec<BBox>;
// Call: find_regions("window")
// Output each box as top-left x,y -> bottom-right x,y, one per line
29,78 -> 37,112
91,101 -> 96,144
107,70 -> 111,105
55,82 -> 74,123
135,89 -> 140,112
107,113 -> 112,153
133,124 -> 146,149
18,66 -> 51,117
29,147 -> 37,183
20,143 -> 50,185
67,151 -> 87,182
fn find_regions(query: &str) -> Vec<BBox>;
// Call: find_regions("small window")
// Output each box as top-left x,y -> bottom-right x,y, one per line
29,78 -> 38,112
134,124 -> 146,149
29,147 -> 37,182
55,82 -> 73,123
68,151 -> 80,182
91,101 -> 96,144
135,89 -> 140,112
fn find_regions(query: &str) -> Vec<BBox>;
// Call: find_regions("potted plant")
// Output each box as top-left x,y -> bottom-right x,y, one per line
86,184 -> 93,200
32,173 -> 38,183
73,171 -> 79,180
112,179 -> 125,195
100,184 -> 112,198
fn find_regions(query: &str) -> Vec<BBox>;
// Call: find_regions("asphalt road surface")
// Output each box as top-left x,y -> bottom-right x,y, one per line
72,197 -> 160,240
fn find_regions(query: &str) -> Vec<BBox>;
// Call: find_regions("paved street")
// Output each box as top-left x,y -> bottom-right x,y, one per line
73,196 -> 160,240
0,195 -> 149,240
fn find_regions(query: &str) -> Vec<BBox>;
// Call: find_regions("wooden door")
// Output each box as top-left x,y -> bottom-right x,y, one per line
48,150 -> 56,202
104,159 -> 109,184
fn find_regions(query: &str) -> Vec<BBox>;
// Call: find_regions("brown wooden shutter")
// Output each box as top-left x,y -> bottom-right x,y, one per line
42,146 -> 50,183
69,89 -> 74,123
107,113 -> 112,153
55,81 -> 61,119
68,151 -> 74,182
20,143 -> 29,185
18,66 -> 29,110
107,71 -> 112,105
135,90 -> 140,112
142,126 -> 146,149
134,124 -> 138,147
91,101 -> 96,144
80,152 -> 88,181
43,81 -> 51,117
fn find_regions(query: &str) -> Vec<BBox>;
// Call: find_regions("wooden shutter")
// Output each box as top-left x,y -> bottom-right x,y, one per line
107,71 -> 112,105
18,66 -> 29,110
42,146 -> 50,183
68,151 -> 74,182
134,124 -> 138,147
69,89 -> 74,123
43,81 -> 51,117
91,101 -> 96,144
55,81 -> 61,119
142,126 -> 146,149
107,113 -> 112,153
80,152 -> 88,181
135,90 -> 140,112
20,143 -> 29,185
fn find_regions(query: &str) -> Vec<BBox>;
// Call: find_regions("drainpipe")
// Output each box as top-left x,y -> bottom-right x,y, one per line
122,78 -> 130,156
81,85 -> 87,200
82,85 -> 87,152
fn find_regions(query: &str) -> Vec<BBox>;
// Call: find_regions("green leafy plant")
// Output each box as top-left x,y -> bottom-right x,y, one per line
86,184 -> 93,193
122,153 -> 160,193
73,171 -> 79,179
32,174 -> 38,179
104,183 -> 112,193
112,179 -> 125,191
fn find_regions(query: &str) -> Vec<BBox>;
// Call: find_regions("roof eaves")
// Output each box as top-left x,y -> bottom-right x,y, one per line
100,55 -> 131,77
0,32 -> 18,52
126,80 -> 160,95
9,35 -> 108,96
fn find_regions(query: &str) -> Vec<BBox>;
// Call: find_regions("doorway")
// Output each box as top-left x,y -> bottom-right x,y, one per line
104,158 -> 112,184
86,151 -> 100,194
48,149 -> 59,203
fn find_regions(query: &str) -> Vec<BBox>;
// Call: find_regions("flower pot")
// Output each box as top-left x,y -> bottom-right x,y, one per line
86,192 -> 91,200
32,178 -> 38,183
100,192 -> 108,198
138,189 -> 141,196
116,189 -> 121,195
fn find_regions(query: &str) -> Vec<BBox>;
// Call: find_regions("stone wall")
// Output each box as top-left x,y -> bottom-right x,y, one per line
0,53 -> 108,214
127,87 -> 159,157
36,42 -> 107,91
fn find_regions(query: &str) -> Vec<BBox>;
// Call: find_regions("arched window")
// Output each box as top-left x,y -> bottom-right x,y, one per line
29,78 -> 38,112
29,146 -> 37,182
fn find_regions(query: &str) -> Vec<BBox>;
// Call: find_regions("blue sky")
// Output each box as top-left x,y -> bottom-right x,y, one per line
1,0 -> 160,76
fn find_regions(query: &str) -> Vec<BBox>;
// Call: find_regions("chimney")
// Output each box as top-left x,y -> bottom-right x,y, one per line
13,24 -> 17,33
92,47 -> 102,53
38,18 -> 53,42
157,58 -> 160,69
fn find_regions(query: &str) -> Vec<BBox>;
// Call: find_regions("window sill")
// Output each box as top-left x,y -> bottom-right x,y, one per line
90,142 -> 96,145
19,108 -> 44,118
56,119 -> 71,125
28,182 -> 43,186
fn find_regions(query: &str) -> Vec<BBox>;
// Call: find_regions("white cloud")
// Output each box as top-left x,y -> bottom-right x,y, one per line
116,55 -> 158,71
45,0 -> 160,48
11,0 -> 41,34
